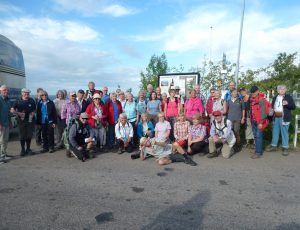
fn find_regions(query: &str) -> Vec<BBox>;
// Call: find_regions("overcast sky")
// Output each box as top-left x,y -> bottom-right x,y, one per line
0,0 -> 300,94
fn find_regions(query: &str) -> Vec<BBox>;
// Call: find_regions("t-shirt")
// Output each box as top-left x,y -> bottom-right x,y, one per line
227,97 -> 245,121
155,120 -> 171,142
147,100 -> 161,115
274,95 -> 283,112
136,100 -> 147,114
14,97 -> 36,122
123,101 -> 137,122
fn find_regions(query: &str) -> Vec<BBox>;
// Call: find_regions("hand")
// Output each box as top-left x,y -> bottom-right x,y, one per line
77,146 -> 83,151
124,142 -> 129,147
213,136 -> 219,142
241,118 -> 245,124
52,124 -> 56,128
258,123 -> 263,129
282,100 -> 288,106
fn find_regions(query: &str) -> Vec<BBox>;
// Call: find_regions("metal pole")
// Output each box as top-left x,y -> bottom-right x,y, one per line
235,0 -> 245,88
209,26 -> 213,62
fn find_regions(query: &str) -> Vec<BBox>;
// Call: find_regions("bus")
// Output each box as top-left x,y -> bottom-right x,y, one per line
0,34 -> 26,101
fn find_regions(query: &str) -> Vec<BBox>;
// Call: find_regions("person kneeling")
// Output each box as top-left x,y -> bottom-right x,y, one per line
115,113 -> 134,154
207,111 -> 236,159
139,137 -> 197,166
68,112 -> 95,162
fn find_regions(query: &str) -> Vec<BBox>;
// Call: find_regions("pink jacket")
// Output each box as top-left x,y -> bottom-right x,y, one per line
185,97 -> 204,118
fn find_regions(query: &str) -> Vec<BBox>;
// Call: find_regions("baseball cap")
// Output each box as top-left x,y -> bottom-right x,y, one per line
175,86 -> 180,90
213,111 -> 222,116
78,89 -> 84,94
21,88 -> 31,93
93,93 -> 101,99
69,90 -> 76,95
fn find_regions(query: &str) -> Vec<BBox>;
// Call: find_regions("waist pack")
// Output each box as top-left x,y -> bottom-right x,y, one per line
274,111 -> 283,117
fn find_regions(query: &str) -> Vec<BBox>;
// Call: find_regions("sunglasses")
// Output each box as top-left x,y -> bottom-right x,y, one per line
94,98 -> 101,100
71,95 -> 76,97
40,94 -> 46,96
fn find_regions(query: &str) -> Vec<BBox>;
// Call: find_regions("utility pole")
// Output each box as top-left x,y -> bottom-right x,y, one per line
235,0 -> 245,88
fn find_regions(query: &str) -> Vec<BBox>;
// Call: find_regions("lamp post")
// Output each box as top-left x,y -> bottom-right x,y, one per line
235,0 -> 245,88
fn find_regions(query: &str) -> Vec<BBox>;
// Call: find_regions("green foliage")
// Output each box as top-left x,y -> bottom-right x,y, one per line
140,53 -> 168,90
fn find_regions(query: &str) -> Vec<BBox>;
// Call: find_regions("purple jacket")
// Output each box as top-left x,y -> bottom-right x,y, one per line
61,100 -> 81,125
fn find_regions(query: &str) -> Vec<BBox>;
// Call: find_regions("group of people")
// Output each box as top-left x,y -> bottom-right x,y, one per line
0,80 -> 296,165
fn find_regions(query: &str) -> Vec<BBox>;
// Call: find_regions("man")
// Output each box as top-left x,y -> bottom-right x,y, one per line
207,111 -> 236,159
249,86 -> 271,159
69,112 -> 95,162
102,86 -> 110,105
77,89 -> 88,112
86,81 -> 96,102
145,84 -> 154,100
174,86 -> 185,105
35,88 -> 44,146
206,88 -> 215,117
0,85 -> 12,163
13,88 -> 36,156
267,85 -> 296,156
223,81 -> 243,101
115,113 -> 134,154
194,84 -> 206,107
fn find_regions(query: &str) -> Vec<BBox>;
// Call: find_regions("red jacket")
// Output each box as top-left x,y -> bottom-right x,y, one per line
206,96 -> 214,115
250,93 -> 270,130
106,100 -> 123,125
86,102 -> 107,128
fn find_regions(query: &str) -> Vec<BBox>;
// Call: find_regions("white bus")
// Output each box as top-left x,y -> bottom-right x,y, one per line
0,34 -> 26,101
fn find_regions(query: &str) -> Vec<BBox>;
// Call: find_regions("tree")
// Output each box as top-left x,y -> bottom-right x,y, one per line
140,53 -> 168,90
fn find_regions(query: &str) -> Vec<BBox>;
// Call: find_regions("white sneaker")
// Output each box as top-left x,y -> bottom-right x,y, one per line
4,155 -> 12,160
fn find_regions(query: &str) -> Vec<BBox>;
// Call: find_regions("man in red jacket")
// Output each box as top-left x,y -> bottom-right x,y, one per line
250,86 -> 271,159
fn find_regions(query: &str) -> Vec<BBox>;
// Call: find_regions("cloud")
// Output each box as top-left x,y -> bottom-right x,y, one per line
133,4 -> 300,69
0,2 -> 23,14
53,0 -> 138,17
0,16 -> 140,94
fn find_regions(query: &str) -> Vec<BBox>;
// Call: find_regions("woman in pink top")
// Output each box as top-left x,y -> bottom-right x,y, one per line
184,89 -> 204,122
164,89 -> 181,141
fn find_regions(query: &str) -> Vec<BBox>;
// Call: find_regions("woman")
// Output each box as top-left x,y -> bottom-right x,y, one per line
165,89 -> 181,141
36,91 -> 57,153
188,114 -> 208,155
118,91 -> 126,108
137,113 -> 154,139
123,93 -> 138,146
212,90 -> 225,117
184,89 -> 204,122
136,90 -> 148,123
173,113 -> 190,148
61,91 -> 81,126
86,93 -> 107,151
156,87 -> 162,100
160,93 -> 168,114
147,92 -> 162,124
106,93 -> 123,148
154,112 -> 171,144
53,90 -> 66,148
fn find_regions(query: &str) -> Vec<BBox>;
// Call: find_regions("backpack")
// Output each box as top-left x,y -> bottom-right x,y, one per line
166,97 -> 179,107
62,118 -> 79,149
212,117 -> 228,135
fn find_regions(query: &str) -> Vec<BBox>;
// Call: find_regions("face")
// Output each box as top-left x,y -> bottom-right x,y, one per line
22,92 -> 30,100
192,117 -> 200,125
278,88 -> 286,95
127,94 -> 133,101
147,85 -> 153,92
120,116 -> 127,125
111,94 -> 116,101
214,91 -> 220,98
240,90 -> 246,97
195,85 -> 200,93
170,90 -> 175,97
156,88 -> 161,94
139,93 -> 145,99
141,114 -> 148,122
77,92 -> 84,100
80,117 -> 88,124
88,83 -> 95,90
37,91 -> 43,98
190,90 -> 196,98
229,82 -> 235,90
231,90 -> 238,98
41,93 -> 47,101
103,87 -> 108,95
162,95 -> 167,101
70,94 -> 76,102
158,114 -> 164,122
251,91 -> 259,98
178,115 -> 185,122
119,93 -> 125,100
1,87 -> 9,97
151,92 -> 156,100
57,92 -> 63,99
93,97 -> 101,104
210,90 -> 215,97
215,115 -> 222,122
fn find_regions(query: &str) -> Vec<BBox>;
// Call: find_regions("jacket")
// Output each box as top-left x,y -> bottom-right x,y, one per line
250,93 -> 270,130
206,96 -> 214,115
36,100 -> 57,125
106,100 -> 123,125
185,97 -> 205,118
85,102 -> 107,128
271,94 -> 296,122
137,121 -> 155,138
0,95 -> 11,127
61,100 -> 81,125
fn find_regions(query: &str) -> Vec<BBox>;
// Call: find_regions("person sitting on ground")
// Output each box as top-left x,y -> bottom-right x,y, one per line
68,112 -> 95,162
139,137 -> 197,166
154,112 -> 171,145
173,113 -> 190,149
137,113 -> 154,140
207,111 -> 236,159
187,113 -> 208,156
115,113 -> 134,154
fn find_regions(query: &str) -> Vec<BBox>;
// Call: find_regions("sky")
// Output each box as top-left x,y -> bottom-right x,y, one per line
0,0 -> 300,95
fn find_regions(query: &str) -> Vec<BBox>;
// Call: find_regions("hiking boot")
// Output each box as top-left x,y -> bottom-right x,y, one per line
282,148 -> 289,156
184,156 -> 197,166
207,152 -> 219,158
26,149 -> 34,155
88,151 -> 95,159
0,158 -> 7,164
4,155 -> 12,160
20,150 -> 26,157
49,149 -> 55,153
251,154 -> 261,159
117,148 -> 124,154
40,149 -> 49,154
266,146 -> 277,152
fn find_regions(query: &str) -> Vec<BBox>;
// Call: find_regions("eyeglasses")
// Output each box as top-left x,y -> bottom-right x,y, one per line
40,94 -> 45,96
71,95 -> 76,97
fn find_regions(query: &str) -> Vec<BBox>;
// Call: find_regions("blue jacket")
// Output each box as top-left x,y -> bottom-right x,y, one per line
0,95 -> 11,127
137,121 -> 154,138
271,94 -> 296,122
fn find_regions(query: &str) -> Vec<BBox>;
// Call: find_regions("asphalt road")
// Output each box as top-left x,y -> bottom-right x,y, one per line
1,140 -> 300,230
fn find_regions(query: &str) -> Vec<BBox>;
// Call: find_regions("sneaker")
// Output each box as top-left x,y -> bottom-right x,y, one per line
88,151 -> 95,159
4,155 -> 12,160
26,149 -> 34,155
207,152 -> 218,158
40,149 -> 49,154
0,158 -> 7,164
266,146 -> 277,152
117,148 -> 124,154
49,149 -> 55,153
184,156 -> 197,166
282,149 -> 289,156
20,150 -> 26,157
251,154 -> 261,159
5,154 -> 14,158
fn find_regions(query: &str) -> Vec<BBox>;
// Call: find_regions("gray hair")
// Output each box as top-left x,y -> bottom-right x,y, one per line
0,85 -> 9,90
277,85 -> 287,90
119,113 -> 127,120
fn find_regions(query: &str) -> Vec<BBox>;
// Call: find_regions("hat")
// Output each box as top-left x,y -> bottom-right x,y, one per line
213,111 -> 222,116
78,89 -> 84,94
80,112 -> 89,119
21,88 -> 31,93
250,86 -> 259,93
175,86 -> 180,90
69,90 -> 76,95
93,93 -> 101,99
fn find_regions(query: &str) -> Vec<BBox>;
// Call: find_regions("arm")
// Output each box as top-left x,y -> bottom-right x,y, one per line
223,100 -> 228,114
223,120 -> 233,140
158,101 -> 162,112
173,122 -> 178,140
69,124 -> 79,149
115,123 -> 122,140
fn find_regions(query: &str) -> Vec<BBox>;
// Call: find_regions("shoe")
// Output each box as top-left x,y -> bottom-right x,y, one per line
184,156 -> 197,166
49,149 -> 55,153
88,151 -> 95,159
4,155 -> 12,160
70,151 -> 78,159
282,149 -> 289,156
36,142 -> 42,146
266,146 -> 277,152
117,148 -> 124,154
66,150 -> 71,158
26,149 -> 34,155
0,158 -> 7,163
198,152 -> 206,157
207,152 -> 218,158
40,149 -> 49,154
5,154 -> 14,158
251,154 -> 261,159
20,150 -> 26,156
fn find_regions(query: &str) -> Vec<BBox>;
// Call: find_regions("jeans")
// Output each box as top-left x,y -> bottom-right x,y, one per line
107,124 -> 116,148
252,121 -> 263,155
271,117 -> 290,149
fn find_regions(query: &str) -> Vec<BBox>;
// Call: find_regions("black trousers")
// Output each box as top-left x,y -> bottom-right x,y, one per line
36,125 -> 42,144
190,141 -> 208,155
117,139 -> 133,153
70,145 -> 88,161
42,123 -> 55,150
